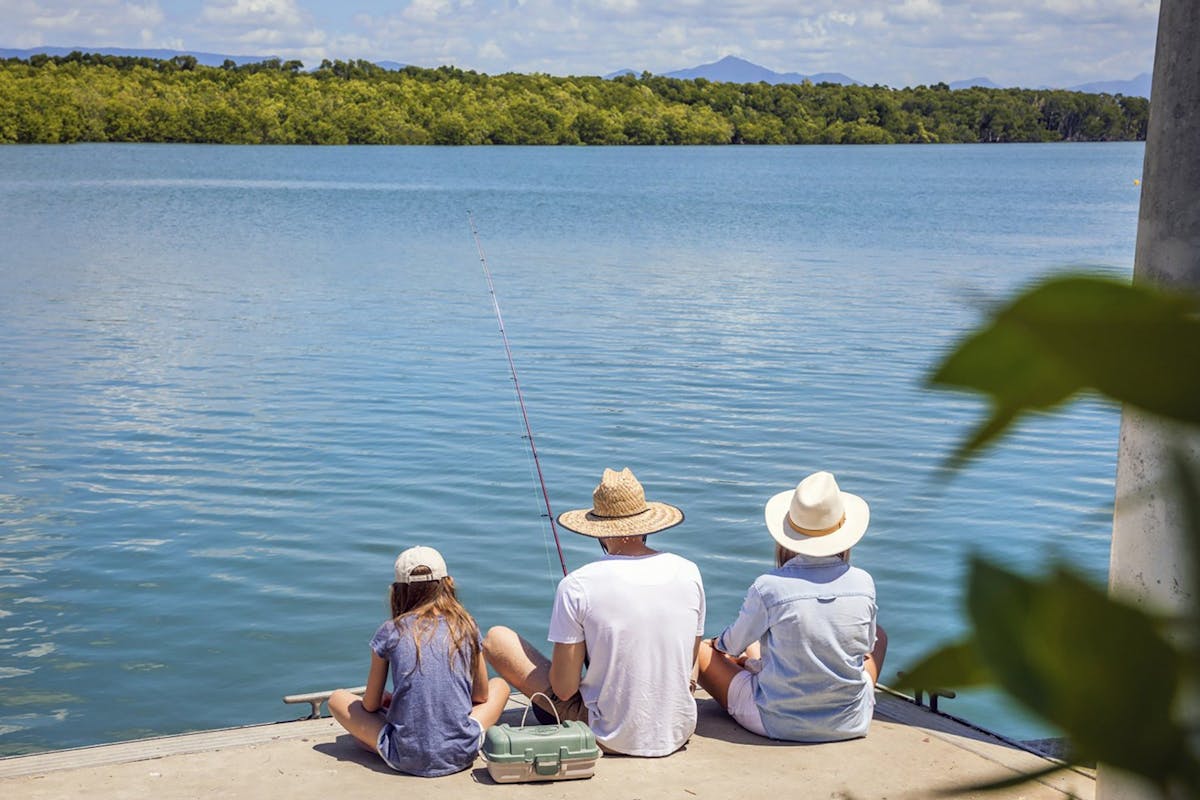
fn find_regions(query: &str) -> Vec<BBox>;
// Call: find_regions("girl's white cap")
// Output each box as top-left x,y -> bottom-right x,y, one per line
394,546 -> 448,583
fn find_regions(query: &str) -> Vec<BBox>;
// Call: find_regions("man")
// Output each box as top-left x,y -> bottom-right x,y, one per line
483,467 -> 705,756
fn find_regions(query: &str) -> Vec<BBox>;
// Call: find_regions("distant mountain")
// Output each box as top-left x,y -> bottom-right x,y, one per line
944,73 -> 1149,97
949,77 -> 999,90
3,46 -> 1151,98
1067,73 -> 1151,98
660,55 -> 858,86
947,73 -> 1149,97
0,46 -> 272,67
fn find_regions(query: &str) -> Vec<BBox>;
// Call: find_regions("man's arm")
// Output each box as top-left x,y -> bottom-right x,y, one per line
548,641 -> 587,699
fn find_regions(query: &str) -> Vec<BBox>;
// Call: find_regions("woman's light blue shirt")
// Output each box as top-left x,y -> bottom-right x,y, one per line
715,553 -> 877,742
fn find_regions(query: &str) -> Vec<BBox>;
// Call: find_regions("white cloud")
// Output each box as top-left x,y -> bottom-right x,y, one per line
0,0 -> 165,45
200,0 -> 302,25
479,39 -> 505,61
891,0 -> 942,22
30,9 -> 81,29
0,0 -> 1160,89
593,0 -> 640,13
195,0 -> 326,58
402,0 -> 457,24
231,25 -> 323,46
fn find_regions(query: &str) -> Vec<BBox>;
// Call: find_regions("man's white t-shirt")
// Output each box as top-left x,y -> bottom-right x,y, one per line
547,551 -> 706,756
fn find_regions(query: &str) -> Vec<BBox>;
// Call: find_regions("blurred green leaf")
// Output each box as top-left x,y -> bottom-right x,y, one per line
896,638 -> 991,694
930,275 -> 1200,463
965,558 -> 1192,783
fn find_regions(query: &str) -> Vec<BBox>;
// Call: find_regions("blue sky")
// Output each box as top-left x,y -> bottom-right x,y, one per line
0,0 -> 1160,87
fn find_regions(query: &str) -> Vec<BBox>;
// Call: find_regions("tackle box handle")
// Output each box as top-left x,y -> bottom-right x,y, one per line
521,691 -> 561,727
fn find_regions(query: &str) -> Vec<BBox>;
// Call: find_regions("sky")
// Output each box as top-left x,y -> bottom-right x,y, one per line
0,0 -> 1160,88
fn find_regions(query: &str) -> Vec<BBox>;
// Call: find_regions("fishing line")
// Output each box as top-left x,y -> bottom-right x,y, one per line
469,212 -> 569,578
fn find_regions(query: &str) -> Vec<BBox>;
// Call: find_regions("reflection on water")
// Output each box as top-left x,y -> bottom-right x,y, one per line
0,143 -> 1141,753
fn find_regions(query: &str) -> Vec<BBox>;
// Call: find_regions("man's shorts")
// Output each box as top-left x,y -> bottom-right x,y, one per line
529,688 -> 589,725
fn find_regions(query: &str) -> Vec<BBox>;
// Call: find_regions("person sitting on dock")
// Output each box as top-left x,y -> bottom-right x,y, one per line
696,471 -> 887,742
484,467 -> 705,757
328,546 -> 510,776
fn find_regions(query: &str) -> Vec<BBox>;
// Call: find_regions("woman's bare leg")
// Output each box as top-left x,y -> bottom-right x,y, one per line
696,639 -> 747,710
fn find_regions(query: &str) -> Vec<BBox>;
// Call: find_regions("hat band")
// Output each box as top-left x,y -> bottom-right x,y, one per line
591,506 -> 651,520
787,513 -> 846,537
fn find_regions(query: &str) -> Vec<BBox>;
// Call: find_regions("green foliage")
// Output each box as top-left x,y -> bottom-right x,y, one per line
902,559 -> 1196,787
0,54 -> 1151,145
930,275 -> 1200,466
903,274 -> 1200,795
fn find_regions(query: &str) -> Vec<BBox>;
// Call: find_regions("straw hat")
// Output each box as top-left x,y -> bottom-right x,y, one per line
394,546 -> 448,583
765,471 -> 869,557
557,467 -> 684,539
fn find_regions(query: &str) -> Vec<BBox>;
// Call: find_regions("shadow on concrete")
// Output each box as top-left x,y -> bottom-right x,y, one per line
692,691 -> 1062,762
311,734 -> 398,775
872,693 -> 1048,753
690,698 -> 804,748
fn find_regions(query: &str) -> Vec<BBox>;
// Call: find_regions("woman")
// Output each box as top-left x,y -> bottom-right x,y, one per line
697,471 -> 887,742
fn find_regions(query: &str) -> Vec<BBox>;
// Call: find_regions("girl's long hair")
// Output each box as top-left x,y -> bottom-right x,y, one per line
390,567 -> 480,674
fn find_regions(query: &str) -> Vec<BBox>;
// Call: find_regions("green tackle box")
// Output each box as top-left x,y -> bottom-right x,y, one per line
481,718 -> 600,783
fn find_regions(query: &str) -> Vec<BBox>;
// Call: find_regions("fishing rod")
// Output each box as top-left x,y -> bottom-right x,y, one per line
469,212 -> 568,577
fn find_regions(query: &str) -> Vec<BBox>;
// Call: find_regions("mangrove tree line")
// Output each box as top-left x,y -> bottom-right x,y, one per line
0,52 -> 1149,145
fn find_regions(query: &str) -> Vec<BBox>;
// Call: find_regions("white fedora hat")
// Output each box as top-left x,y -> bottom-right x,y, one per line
765,471 -> 869,557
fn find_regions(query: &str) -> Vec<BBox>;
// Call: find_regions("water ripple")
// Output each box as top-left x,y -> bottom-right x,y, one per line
0,143 -> 1140,752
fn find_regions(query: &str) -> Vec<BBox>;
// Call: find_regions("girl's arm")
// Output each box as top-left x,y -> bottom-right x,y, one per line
361,652 -> 389,713
471,649 -> 490,705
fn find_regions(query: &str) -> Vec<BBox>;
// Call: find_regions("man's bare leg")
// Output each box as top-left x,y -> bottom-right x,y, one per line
482,625 -> 553,699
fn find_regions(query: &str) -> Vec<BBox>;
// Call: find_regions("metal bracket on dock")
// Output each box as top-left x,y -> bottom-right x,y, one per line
912,688 -> 957,712
893,672 -> 957,712
282,686 -> 365,720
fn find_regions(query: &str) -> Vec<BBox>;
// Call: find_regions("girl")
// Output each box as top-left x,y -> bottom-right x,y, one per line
697,471 -> 888,742
329,546 -> 509,776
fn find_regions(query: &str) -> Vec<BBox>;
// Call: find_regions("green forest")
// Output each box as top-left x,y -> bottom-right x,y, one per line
0,52 -> 1149,145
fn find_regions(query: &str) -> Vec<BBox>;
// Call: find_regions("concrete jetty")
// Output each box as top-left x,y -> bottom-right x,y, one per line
1,690 -> 1092,799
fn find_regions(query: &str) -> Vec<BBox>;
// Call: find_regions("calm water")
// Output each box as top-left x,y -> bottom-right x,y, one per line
0,143 -> 1142,753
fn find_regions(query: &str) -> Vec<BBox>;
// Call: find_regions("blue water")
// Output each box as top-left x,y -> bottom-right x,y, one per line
0,143 -> 1142,753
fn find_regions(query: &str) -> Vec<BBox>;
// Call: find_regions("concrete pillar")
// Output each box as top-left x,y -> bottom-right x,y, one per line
1101,1 -> 1200,797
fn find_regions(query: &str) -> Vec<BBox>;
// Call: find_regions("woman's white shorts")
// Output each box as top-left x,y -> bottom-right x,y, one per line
727,670 -> 769,737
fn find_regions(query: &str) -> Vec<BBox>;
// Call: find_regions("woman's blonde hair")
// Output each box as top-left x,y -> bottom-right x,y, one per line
775,544 -> 849,567
390,566 -> 479,674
